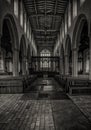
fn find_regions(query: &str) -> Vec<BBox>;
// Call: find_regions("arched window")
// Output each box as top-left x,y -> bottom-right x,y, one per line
27,20 -> 29,39
65,9 -> 68,34
68,1 -> 71,27
80,0 -> 85,6
40,49 -> 51,69
73,0 -> 77,18
40,49 -> 51,57
7,0 -> 11,3
62,22 -> 65,39
24,12 -> 27,33
14,0 -> 18,18
20,0 -> 23,27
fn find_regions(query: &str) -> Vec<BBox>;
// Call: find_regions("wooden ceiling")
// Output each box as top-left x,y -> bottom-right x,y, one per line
23,0 -> 68,49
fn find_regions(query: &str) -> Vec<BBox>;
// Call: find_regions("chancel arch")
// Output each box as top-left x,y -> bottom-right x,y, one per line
1,14 -> 19,76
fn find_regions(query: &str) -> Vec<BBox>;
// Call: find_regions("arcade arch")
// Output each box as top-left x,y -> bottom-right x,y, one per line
72,15 -> 89,77
1,14 -> 19,76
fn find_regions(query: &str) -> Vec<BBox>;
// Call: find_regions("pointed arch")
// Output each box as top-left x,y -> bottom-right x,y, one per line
1,14 -> 19,75
72,14 -> 88,49
72,14 -> 89,76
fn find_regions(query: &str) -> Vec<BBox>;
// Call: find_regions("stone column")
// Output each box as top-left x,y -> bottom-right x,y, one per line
51,58 -> 53,72
26,58 -> 29,75
72,48 -> 78,77
22,56 -> 27,75
13,48 -> 19,76
0,34 -> 5,73
65,54 -> 69,75
61,55 -> 65,75
89,35 -> 91,79
60,56 -> 63,74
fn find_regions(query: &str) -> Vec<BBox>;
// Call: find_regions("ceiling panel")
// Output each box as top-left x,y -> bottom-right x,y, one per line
23,0 -> 68,49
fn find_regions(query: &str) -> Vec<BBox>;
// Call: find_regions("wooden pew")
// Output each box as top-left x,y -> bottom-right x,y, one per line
67,77 -> 91,95
54,75 -> 68,92
0,76 -> 24,93
55,75 -> 91,95
23,75 -> 37,92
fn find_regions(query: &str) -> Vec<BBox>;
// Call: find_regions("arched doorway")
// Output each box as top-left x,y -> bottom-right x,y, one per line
72,15 -> 89,76
65,36 -> 72,75
19,35 -> 26,75
1,14 -> 19,76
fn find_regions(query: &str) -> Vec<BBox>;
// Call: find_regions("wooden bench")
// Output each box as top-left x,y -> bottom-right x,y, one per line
0,76 -> 24,93
54,75 -> 69,92
67,78 -> 91,95
55,75 -> 91,95
23,75 -> 37,92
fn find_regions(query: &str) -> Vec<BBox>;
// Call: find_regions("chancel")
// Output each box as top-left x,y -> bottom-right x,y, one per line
0,0 -> 91,129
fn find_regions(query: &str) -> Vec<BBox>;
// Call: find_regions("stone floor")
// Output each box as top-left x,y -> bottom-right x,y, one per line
69,95 -> 91,122
0,78 -> 90,130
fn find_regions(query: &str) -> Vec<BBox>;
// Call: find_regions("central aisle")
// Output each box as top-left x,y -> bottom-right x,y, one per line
0,78 -> 90,130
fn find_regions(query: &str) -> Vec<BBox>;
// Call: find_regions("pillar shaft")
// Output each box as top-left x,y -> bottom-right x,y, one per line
65,55 -> 69,75
72,49 -> 78,77
89,36 -> 91,79
13,49 -> 19,76
22,56 -> 27,75
60,57 -> 62,74
0,34 -> 5,73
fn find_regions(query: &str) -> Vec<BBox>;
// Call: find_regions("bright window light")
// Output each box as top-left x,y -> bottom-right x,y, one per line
14,0 -> 18,18
73,0 -> 77,19
80,0 -> 85,6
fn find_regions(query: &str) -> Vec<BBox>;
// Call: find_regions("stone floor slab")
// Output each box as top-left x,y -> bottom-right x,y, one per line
0,78 -> 90,130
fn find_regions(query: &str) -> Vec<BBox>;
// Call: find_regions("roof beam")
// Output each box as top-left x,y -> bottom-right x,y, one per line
33,29 -> 58,32
29,14 -> 62,17
35,36 -> 56,38
52,0 -> 58,29
37,43 -> 54,45
34,0 -> 39,29
37,40 -> 55,41
37,44 -> 55,46
36,39 -> 56,41
44,0 -> 47,36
